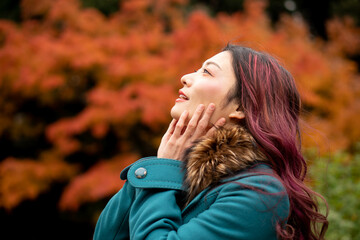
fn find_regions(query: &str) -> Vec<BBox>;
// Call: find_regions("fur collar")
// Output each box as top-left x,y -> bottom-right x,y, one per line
182,126 -> 268,203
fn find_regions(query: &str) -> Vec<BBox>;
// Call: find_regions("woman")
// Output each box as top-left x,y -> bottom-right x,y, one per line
94,44 -> 328,239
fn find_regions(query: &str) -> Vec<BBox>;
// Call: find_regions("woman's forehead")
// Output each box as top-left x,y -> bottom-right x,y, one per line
204,51 -> 232,70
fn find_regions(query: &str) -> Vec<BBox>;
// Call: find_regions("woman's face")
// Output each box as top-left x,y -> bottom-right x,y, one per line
171,51 -> 239,125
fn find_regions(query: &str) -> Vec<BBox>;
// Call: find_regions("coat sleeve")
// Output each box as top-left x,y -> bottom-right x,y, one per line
127,158 -> 289,240
93,157 -> 185,240
93,180 -> 135,240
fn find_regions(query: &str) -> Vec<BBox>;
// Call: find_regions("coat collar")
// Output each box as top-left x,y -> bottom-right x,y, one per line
182,126 -> 268,203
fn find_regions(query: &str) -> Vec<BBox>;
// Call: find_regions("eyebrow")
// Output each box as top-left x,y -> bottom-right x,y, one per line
203,61 -> 222,70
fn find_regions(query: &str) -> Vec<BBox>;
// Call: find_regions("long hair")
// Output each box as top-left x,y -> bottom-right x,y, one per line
223,44 -> 328,240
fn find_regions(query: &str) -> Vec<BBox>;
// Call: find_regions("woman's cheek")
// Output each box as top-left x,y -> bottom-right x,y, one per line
203,88 -> 226,108
198,85 -> 222,102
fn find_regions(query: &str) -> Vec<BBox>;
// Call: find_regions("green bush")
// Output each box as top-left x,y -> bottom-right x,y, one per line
308,145 -> 360,240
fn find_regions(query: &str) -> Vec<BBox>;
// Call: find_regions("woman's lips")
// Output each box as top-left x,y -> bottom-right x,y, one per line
176,90 -> 189,102
176,98 -> 187,102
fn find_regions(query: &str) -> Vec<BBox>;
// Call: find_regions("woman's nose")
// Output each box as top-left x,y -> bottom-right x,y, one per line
181,73 -> 192,86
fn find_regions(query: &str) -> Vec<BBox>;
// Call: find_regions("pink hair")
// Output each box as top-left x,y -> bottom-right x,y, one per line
223,44 -> 328,239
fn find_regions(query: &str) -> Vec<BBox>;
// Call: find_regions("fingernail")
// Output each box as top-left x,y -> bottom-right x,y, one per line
198,104 -> 205,110
209,103 -> 215,110
220,118 -> 226,125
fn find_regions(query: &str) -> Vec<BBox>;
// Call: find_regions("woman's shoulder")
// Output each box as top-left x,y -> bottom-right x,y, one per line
219,164 -> 288,201
182,164 -> 290,237
221,164 -> 287,194
211,164 -> 290,218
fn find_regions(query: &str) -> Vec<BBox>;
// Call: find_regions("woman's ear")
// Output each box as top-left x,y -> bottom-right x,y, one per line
228,110 -> 245,121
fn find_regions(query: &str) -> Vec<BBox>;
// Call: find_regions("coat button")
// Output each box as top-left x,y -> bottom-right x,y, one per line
134,167 -> 147,179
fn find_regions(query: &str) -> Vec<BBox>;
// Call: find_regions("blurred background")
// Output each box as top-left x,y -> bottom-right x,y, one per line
0,0 -> 359,239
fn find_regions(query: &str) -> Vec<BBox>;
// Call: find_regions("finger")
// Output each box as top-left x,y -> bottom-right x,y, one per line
172,110 -> 188,138
193,103 -> 216,138
161,119 -> 177,141
206,117 -> 226,137
183,104 -> 205,137
166,119 -> 177,135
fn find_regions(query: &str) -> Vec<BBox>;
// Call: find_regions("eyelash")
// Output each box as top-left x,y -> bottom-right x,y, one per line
194,69 -> 212,76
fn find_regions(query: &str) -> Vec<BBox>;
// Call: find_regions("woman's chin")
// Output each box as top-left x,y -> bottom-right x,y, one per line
170,107 -> 181,120
171,103 -> 192,120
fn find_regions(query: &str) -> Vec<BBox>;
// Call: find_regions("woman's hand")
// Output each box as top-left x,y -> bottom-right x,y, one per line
157,103 -> 226,160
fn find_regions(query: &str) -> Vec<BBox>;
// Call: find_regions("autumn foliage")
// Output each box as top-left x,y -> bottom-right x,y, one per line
0,0 -> 359,213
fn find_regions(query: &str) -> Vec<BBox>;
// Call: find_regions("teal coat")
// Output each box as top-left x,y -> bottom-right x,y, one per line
94,128 -> 290,240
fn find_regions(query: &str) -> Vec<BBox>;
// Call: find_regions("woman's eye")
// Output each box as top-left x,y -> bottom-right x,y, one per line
203,69 -> 212,76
